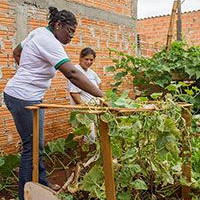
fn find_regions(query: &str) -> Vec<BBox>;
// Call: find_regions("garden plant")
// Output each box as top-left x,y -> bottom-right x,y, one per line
1,41 -> 200,200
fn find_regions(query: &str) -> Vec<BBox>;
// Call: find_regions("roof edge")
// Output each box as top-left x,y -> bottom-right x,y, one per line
138,9 -> 200,21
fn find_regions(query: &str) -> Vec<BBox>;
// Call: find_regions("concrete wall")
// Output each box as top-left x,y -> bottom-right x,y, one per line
0,0 -> 137,153
137,10 -> 200,57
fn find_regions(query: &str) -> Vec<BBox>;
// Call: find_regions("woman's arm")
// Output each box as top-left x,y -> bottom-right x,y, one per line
13,44 -> 22,65
59,62 -> 103,98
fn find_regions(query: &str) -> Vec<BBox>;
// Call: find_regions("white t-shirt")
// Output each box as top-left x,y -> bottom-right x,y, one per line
68,64 -> 101,104
4,27 -> 70,100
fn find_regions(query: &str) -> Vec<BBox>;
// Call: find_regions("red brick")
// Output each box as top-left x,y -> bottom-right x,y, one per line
138,10 -> 200,56
0,1 -> 135,153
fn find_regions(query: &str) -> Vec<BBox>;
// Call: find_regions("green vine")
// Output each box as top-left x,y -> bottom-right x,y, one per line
107,41 -> 200,100
68,91 -> 196,200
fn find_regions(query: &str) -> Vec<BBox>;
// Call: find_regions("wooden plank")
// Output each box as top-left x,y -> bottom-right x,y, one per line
78,110 -> 105,114
26,106 -> 39,110
181,107 -> 192,200
26,103 -> 158,112
99,119 -> 116,200
32,108 -> 39,182
34,103 -> 107,109
27,103 -> 192,115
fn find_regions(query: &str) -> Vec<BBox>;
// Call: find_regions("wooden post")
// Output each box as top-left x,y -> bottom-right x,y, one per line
99,119 -> 116,200
177,0 -> 182,41
181,107 -> 192,200
32,108 -> 40,182
166,0 -> 178,50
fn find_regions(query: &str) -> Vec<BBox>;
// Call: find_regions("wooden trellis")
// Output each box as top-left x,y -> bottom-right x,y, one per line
26,103 -> 192,200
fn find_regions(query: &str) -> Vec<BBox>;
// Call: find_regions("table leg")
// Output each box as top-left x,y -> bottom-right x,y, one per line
32,108 -> 39,182
99,119 -> 116,200
181,108 -> 192,200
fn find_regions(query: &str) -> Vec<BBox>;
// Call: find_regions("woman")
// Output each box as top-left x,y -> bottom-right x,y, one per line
68,47 -> 101,142
68,47 -> 101,105
3,7 -> 103,200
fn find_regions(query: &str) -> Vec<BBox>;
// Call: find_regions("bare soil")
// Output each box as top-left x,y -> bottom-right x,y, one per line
0,142 -> 95,200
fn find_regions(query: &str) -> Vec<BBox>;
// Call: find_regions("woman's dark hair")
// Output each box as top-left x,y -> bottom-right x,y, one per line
80,47 -> 96,59
48,7 -> 77,28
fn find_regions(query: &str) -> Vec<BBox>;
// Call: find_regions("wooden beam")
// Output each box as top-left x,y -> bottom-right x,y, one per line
99,119 -> 116,200
27,103 -> 191,114
181,107 -> 192,200
26,103 -> 158,113
166,0 -> 178,50
177,0 -> 182,41
32,108 -> 39,182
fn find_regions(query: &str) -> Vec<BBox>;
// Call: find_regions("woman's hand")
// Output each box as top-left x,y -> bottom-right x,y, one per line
98,97 -> 109,107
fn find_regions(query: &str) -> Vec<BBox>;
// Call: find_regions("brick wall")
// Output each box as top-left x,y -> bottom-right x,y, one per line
71,0 -> 133,17
0,0 -> 137,153
137,10 -> 200,57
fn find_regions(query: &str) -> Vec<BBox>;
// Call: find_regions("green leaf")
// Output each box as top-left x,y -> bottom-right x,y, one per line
114,72 -> 127,81
178,81 -> 190,87
76,114 -> 93,125
150,92 -> 163,100
165,84 -> 179,92
118,192 -> 132,200
129,164 -> 142,175
106,66 -> 115,72
171,162 -> 181,172
0,158 -> 5,167
121,90 -> 129,98
195,71 -> 200,79
165,118 -> 181,137
69,110 -> 78,125
162,172 -> 174,185
184,89 -> 194,96
131,179 -> 148,190
192,86 -> 200,92
100,113 -> 113,123
119,167 -> 132,188
151,162 -> 158,172
121,148 -> 137,161
82,165 -> 105,199
0,155 -> 20,177
57,194 -> 74,200
114,98 -> 128,107
132,120 -> 142,130
65,134 -> 77,149
48,138 -> 66,155
73,125 -> 89,135
105,89 -> 117,100
137,97 -> 148,102
155,76 -> 170,87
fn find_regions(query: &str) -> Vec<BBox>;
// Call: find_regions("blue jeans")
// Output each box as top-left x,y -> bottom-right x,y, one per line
3,93 -> 48,200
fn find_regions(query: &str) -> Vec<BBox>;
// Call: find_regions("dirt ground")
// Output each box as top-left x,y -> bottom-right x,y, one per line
0,142 -> 96,200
